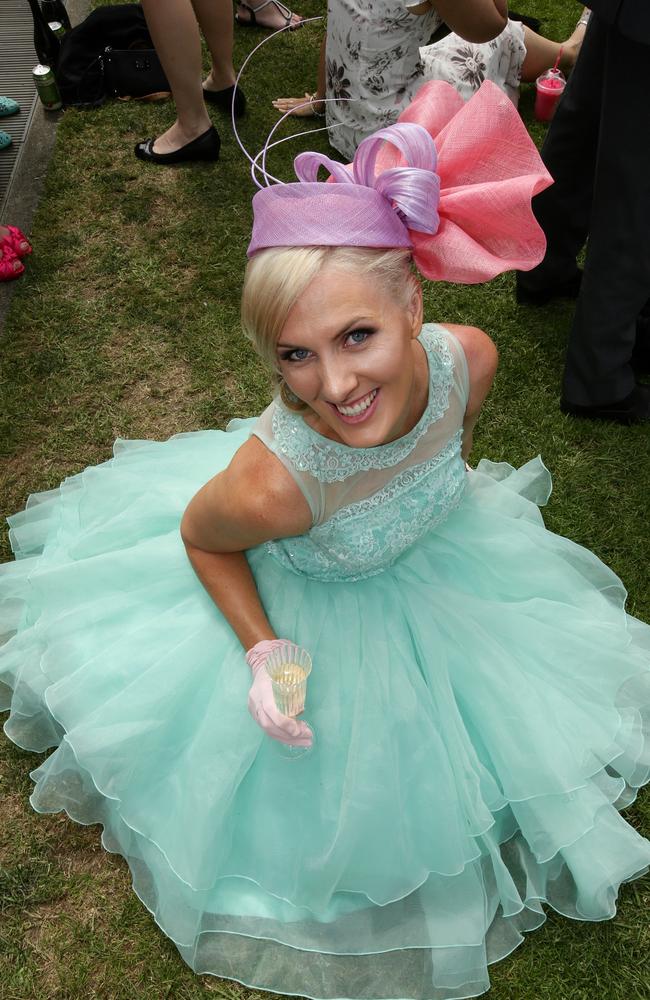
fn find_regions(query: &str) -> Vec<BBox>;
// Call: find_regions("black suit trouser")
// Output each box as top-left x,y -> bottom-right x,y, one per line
518,15 -> 650,406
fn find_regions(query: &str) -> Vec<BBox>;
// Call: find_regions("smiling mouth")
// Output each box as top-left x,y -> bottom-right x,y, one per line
330,388 -> 379,423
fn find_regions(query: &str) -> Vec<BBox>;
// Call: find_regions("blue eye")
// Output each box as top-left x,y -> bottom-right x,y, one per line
346,328 -> 373,346
282,348 -> 312,362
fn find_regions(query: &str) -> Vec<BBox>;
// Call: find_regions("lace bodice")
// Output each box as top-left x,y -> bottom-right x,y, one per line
252,325 -> 468,582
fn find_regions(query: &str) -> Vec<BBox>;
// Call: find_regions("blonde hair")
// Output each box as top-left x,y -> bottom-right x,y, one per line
241,247 -> 417,390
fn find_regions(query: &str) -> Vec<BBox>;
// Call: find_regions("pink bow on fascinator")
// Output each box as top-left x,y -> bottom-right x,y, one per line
247,80 -> 553,284
383,80 -> 554,282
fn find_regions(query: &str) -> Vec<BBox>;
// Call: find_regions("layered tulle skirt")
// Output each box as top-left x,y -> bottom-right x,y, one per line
1,424 -> 649,1000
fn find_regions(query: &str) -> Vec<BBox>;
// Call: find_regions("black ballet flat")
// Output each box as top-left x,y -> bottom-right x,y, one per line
134,126 -> 220,165
202,84 -> 247,118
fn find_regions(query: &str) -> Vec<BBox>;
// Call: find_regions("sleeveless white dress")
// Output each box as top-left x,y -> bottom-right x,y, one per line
326,1 -> 526,158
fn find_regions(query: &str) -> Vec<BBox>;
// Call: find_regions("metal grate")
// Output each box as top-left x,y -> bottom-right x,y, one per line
0,0 -> 40,212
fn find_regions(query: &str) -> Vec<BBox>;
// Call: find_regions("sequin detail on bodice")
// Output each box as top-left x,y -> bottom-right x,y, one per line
263,327 -> 467,581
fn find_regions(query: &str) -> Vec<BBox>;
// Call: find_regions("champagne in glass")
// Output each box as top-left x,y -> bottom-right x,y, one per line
265,644 -> 313,759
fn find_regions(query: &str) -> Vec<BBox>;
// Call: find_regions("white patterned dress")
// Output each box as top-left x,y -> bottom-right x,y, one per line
326,1 -> 527,158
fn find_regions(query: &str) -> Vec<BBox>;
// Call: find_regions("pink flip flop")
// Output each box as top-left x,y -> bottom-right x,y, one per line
0,244 -> 24,281
0,224 -> 32,259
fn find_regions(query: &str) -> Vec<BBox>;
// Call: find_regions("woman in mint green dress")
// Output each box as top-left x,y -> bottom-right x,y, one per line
1,82 -> 649,1000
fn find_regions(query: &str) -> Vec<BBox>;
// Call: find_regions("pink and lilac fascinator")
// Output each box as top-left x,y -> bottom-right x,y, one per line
247,80 -> 553,284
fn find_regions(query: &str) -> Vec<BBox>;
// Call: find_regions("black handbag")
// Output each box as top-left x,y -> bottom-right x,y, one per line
102,45 -> 169,99
56,3 -> 169,107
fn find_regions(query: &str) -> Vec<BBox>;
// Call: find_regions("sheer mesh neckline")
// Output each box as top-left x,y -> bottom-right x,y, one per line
271,325 -> 454,482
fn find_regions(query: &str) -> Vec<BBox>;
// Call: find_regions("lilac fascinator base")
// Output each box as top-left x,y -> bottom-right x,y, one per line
248,183 -> 413,256
247,81 -> 553,284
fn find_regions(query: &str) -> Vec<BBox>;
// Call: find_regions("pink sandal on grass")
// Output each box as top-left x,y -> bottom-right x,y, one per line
0,244 -> 24,282
235,0 -> 303,31
0,224 -> 32,259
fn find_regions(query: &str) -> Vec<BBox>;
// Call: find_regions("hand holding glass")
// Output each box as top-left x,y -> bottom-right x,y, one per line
265,644 -> 313,759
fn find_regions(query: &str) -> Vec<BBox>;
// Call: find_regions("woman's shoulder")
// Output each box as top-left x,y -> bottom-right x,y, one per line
439,324 -> 497,380
421,323 -> 498,412
222,434 -> 314,536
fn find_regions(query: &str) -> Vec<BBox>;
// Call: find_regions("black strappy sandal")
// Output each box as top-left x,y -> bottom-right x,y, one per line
235,0 -> 303,31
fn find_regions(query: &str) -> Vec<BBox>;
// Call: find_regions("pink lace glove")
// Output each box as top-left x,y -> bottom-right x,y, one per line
245,639 -> 313,747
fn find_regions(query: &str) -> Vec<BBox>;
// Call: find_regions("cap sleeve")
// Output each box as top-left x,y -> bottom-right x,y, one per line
251,400 -> 323,525
439,325 -> 470,411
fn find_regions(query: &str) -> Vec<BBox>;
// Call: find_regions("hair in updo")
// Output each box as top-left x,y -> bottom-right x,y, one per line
241,246 -> 417,408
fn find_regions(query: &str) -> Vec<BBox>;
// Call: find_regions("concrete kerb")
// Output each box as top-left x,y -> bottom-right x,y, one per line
0,0 -> 90,335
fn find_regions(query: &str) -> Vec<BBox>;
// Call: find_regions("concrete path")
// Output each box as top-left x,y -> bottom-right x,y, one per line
1,0 -> 88,333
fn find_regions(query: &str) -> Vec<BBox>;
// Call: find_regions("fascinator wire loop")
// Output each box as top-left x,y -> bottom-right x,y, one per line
230,15 -> 327,188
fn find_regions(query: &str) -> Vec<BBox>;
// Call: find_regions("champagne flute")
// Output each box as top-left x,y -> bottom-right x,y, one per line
265,644 -> 313,759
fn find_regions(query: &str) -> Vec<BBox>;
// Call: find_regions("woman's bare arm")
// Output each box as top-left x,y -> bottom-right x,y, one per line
433,0 -> 508,43
442,324 -> 498,460
181,437 -> 312,649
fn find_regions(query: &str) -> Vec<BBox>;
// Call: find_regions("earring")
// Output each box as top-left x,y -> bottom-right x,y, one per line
279,380 -> 303,410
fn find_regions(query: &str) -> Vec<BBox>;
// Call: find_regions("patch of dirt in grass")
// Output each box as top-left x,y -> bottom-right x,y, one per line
19,845 -> 134,995
115,363 -> 202,439
0,328 -> 206,526
52,830 -> 118,878
103,328 -> 208,439
22,895 -> 104,995
199,975 -> 256,997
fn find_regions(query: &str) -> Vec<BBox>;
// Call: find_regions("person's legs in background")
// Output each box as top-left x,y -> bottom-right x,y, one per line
138,0 -> 243,161
561,22 -> 650,411
194,0 -> 242,106
516,14 -> 605,302
517,13 -> 650,421
139,0 -> 215,157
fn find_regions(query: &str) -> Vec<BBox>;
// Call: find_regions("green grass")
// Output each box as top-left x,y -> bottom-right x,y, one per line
1,1 -> 649,997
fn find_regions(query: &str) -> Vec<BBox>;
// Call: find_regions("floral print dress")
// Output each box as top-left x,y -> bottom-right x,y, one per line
419,18 -> 526,104
326,1 -> 526,159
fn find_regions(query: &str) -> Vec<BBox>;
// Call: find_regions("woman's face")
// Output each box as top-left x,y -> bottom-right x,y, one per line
276,267 -> 424,447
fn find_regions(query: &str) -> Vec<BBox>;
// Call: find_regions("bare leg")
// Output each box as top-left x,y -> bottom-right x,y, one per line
273,35 -> 326,116
140,0 -> 212,154
521,10 -> 590,81
190,0 -> 237,93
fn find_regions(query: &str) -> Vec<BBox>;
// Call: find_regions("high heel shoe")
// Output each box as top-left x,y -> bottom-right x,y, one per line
134,126 -> 220,165
0,224 -> 32,259
202,84 -> 246,118
0,244 -> 24,282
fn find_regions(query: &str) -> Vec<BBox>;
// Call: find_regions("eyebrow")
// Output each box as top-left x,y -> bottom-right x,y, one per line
276,316 -> 374,351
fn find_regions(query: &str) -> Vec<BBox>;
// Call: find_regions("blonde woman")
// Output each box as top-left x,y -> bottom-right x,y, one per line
3,82 -> 648,999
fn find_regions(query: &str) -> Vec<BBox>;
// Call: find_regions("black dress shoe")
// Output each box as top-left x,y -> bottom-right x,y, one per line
516,270 -> 582,306
631,340 -> 650,377
134,126 -> 220,165
632,304 -> 650,376
560,384 -> 650,425
202,84 -> 246,117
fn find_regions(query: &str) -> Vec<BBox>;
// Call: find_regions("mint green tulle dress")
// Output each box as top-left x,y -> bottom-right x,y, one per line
1,325 -> 649,1000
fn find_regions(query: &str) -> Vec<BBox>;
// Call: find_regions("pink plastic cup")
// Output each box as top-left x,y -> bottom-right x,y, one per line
534,69 -> 566,122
